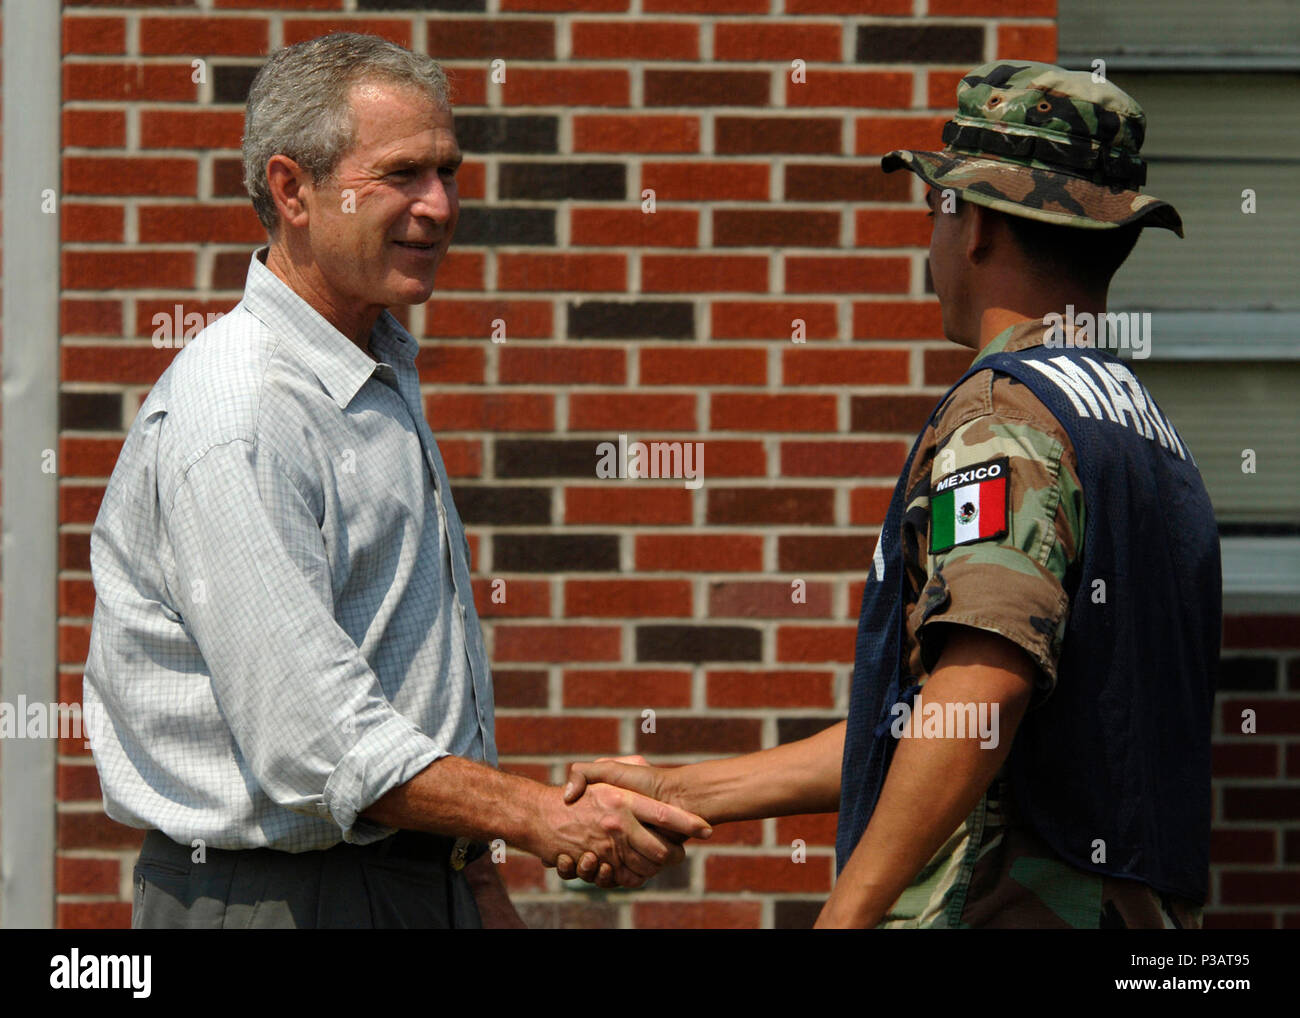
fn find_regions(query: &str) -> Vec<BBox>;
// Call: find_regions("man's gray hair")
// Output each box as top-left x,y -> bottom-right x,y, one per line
242,33 -> 450,233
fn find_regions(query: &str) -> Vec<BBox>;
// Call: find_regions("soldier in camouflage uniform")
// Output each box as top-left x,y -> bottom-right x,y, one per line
559,61 -> 1215,929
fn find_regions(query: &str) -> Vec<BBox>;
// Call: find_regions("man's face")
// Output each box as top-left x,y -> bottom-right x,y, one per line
300,79 -> 461,320
926,186 -> 970,345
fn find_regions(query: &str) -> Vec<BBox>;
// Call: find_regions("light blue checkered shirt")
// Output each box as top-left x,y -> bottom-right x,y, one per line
84,247 -> 497,852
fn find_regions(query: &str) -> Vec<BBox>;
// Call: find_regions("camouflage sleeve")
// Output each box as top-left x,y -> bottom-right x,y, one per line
909,373 -> 1084,701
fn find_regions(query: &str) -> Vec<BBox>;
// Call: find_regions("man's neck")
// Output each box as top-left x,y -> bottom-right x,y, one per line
972,297 -> 1106,354
263,243 -> 382,354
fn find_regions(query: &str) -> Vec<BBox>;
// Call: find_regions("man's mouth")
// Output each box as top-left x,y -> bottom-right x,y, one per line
394,240 -> 437,251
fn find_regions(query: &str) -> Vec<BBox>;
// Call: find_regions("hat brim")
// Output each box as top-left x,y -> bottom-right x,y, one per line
882,149 -> 1184,238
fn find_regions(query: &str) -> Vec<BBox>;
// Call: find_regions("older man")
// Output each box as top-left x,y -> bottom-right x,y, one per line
83,32 -> 708,930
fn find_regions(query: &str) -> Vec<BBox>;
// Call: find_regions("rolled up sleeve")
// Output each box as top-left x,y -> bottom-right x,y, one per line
163,437 -> 445,844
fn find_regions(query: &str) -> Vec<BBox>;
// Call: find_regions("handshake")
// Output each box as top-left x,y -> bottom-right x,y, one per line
540,754 -> 706,889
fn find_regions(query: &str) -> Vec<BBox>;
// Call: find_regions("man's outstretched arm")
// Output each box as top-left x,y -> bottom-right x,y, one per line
815,625 -> 1035,928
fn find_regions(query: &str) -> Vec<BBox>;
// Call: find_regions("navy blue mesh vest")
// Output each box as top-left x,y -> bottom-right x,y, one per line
835,343 -> 1220,904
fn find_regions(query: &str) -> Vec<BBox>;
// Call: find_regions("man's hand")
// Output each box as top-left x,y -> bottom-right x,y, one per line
532,773 -> 711,889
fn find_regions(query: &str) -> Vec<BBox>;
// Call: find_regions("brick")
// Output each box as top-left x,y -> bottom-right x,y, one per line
928,69 -> 966,109
140,110 -> 246,149
495,438 -> 610,478
444,64 -> 488,107
57,903 -> 132,930
61,577 -> 97,617
63,250 -> 195,290
63,16 -> 127,54
471,577 -> 550,617
642,162 -> 768,202
996,23 -> 1057,63
425,298 -> 552,339
713,209 -> 839,247
515,901 -> 619,929
1219,871 -> 1300,906
61,392 -> 121,432
783,349 -> 909,386
707,487 -> 833,525
779,537 -> 872,573
432,19 -> 556,58
63,156 -> 196,197
433,250 -> 484,290
426,393 -> 553,432
634,901 -> 761,929
711,301 -> 837,340
644,70 -> 769,107
282,19 -> 411,47
855,25 -> 984,64
62,300 -> 122,336
58,764 -> 102,803
61,532 -> 94,573
636,534 -> 763,572
571,21 -> 698,60
1223,616 -> 1300,650
570,208 -> 698,249
785,70 -> 911,109
707,670 -> 835,707
778,717 -> 843,743
777,812 -> 839,846
855,300 -> 945,340
705,853 -> 832,893
855,115 -> 951,156
501,0 -> 624,9
851,395 -> 939,433
62,345 -> 171,384
1222,787 -> 1300,822
931,0 -> 1054,12
494,626 -> 622,664
700,441 -> 767,477
455,114 -> 557,154
1211,828 -> 1276,865
636,626 -> 761,664
644,0 -> 767,12
133,299 -> 238,340
455,487 -> 551,526
494,533 -> 620,572
777,624 -> 856,662
61,484 -> 107,525
60,437 -> 124,477
504,69 -> 629,106
568,393 -> 697,431
714,23 -> 840,62
635,716 -> 762,753
708,581 -> 832,618
568,301 -> 695,339
447,205 -> 559,247
494,715 -> 621,754
62,109 -> 127,148
855,208 -> 932,247
642,254 -> 768,294
774,899 -> 825,929
780,440 -> 907,477
138,204 -> 264,243
566,579 -> 692,618
57,856 -> 120,896
1212,742 -> 1279,778
63,63 -> 196,102
59,811 -> 144,850
61,203 -> 124,243
1220,698 -> 1300,734
710,394 -> 837,432
785,163 -> 906,202
438,439 -> 483,477
573,115 -> 699,153
716,116 -> 841,155
787,255 -> 909,294
563,669 -> 692,708
925,347 -> 975,385
211,64 -> 260,104
1287,830 -> 1300,864
498,253 -> 626,292
499,162 -> 624,201
640,347 -> 766,385
849,487 -> 893,525
499,347 -> 624,385
492,670 -> 549,709
564,488 -> 693,525
498,853 -> 547,892
139,16 -> 268,54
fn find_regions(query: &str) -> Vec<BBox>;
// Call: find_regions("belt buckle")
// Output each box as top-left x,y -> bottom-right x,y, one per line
450,836 -> 471,871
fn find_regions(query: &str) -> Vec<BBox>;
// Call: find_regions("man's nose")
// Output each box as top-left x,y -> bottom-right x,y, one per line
415,173 -> 456,221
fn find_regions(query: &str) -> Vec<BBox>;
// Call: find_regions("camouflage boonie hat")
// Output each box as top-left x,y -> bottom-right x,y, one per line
882,60 -> 1183,236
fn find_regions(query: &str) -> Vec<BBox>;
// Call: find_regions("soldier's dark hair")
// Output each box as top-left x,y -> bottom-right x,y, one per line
952,196 -> 1143,292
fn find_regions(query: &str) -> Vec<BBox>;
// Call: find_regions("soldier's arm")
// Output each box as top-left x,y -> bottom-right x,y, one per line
815,625 -> 1035,928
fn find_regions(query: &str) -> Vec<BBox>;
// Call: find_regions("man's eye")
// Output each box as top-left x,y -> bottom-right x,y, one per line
389,168 -> 415,179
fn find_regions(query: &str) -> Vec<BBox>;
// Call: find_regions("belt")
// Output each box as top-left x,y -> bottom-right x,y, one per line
376,830 -> 489,871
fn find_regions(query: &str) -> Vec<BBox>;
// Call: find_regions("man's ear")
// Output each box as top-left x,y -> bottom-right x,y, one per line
265,154 -> 312,231
965,202 -> 998,265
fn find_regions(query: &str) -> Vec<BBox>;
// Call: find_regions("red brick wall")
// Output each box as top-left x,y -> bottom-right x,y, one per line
54,1 -> 1297,929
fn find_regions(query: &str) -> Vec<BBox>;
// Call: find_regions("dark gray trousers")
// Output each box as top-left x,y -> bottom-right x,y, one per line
132,829 -> 483,929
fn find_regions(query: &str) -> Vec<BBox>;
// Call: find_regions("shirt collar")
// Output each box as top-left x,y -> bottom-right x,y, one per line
240,246 -> 419,410
970,316 -> 1051,368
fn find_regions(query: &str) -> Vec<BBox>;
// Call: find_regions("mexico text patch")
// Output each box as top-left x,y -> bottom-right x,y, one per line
930,456 -> 1009,554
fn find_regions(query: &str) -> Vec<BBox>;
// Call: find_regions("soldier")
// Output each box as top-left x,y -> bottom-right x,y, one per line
561,60 -> 1221,928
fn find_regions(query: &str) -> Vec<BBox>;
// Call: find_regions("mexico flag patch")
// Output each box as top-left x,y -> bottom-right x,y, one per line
930,456 -> 1009,554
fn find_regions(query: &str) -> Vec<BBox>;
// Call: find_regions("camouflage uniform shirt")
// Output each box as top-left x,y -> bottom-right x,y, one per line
877,317 -> 1201,929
